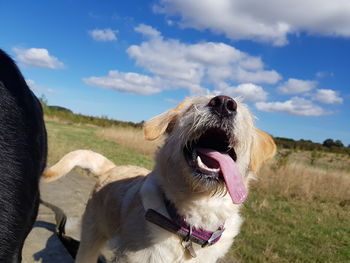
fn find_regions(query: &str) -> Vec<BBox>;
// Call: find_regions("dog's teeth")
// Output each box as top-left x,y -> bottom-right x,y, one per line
197,156 -> 207,169
210,167 -> 220,173
196,156 -> 220,173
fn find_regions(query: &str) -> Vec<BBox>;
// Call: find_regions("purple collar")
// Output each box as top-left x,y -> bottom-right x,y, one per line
145,197 -> 225,251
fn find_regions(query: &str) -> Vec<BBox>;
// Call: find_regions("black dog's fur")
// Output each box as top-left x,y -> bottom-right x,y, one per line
0,49 -> 47,262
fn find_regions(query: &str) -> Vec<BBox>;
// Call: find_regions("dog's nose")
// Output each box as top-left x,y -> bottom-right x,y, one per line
208,95 -> 237,117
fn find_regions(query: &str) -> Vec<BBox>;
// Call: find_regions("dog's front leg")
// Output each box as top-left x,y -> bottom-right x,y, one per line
75,202 -> 107,263
75,233 -> 106,263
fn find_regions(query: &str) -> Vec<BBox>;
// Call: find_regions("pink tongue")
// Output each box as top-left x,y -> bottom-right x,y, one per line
197,148 -> 248,204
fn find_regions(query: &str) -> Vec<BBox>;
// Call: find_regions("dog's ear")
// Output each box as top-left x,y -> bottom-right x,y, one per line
144,100 -> 188,141
250,129 -> 276,173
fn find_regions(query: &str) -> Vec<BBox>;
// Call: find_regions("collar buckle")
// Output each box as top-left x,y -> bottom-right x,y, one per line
201,227 -> 225,247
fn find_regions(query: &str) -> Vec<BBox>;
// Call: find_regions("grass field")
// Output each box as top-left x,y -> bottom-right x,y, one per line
46,121 -> 350,263
46,122 -> 153,169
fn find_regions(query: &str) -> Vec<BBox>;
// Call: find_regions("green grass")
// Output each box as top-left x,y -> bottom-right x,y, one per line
230,189 -> 350,262
46,121 -> 153,169
46,121 -> 350,263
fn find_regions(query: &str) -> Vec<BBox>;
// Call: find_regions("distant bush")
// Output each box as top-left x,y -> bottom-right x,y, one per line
272,150 -> 292,171
274,137 -> 350,155
323,138 -> 345,148
48,105 -> 72,114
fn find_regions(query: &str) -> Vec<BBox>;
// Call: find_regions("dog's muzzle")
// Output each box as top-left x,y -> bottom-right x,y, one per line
183,95 -> 248,204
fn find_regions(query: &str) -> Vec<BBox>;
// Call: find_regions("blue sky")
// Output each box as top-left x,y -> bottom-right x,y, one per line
1,0 -> 349,145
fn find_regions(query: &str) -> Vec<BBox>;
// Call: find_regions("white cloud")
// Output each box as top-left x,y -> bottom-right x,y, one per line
89,28 -> 117,41
26,79 -> 55,94
235,68 -> 280,84
26,79 -> 35,87
166,20 -> 174,26
13,48 -> 64,69
315,71 -> 334,78
312,89 -> 343,104
125,24 -> 280,95
164,98 -> 178,103
219,83 -> 268,102
83,70 -> 161,95
277,78 -> 317,94
154,0 -> 350,46
134,24 -> 161,38
255,97 -> 328,116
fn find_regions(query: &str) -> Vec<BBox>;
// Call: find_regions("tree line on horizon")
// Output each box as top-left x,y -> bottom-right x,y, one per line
40,97 -> 143,128
274,137 -> 349,155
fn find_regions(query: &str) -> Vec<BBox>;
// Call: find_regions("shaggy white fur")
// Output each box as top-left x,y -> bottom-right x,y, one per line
44,95 -> 276,263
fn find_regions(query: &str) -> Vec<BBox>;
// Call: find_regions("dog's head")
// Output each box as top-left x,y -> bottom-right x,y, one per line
144,95 -> 276,204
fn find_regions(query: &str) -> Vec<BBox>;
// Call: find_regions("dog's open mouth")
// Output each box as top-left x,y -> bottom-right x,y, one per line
184,128 -> 247,204
184,128 -> 236,178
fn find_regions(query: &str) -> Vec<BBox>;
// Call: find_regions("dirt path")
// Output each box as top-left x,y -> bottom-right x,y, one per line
22,171 -> 94,262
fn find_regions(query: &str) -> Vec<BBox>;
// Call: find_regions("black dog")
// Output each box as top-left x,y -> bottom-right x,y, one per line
0,49 -> 47,262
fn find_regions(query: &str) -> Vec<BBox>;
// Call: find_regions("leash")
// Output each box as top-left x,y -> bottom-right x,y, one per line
40,199 -> 80,258
39,199 -> 104,263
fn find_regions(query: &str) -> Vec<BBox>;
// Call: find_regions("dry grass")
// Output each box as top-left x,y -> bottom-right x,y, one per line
96,126 -> 163,157
45,115 -> 70,124
45,115 -> 98,128
256,161 -> 350,202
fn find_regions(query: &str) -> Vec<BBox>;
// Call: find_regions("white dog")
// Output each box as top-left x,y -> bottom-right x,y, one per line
44,95 -> 276,263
